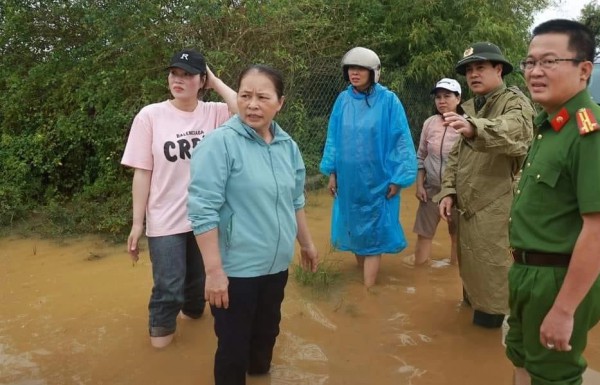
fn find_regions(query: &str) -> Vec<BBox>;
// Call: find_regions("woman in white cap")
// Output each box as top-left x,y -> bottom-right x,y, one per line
412,78 -> 463,265
320,47 -> 417,287
121,49 -> 237,348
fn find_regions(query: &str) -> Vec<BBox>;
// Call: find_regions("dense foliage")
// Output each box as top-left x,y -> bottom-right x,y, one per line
1,0 -> 552,237
579,1 -> 600,55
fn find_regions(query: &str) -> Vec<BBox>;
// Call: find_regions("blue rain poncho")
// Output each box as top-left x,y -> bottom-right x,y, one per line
320,83 -> 417,255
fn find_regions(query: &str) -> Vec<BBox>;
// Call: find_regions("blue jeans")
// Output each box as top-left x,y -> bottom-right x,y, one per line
147,231 -> 205,337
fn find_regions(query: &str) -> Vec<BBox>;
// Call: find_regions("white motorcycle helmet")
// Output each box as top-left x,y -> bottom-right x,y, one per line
341,47 -> 381,83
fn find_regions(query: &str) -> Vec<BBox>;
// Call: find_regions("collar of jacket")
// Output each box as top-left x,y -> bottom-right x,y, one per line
225,114 -> 292,145
462,83 -> 507,116
534,88 -> 595,131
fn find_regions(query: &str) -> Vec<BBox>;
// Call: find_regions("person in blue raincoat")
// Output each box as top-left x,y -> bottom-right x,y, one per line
320,47 -> 417,287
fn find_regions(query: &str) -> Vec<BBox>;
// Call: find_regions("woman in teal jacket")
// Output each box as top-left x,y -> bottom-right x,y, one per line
320,47 -> 417,287
188,64 -> 319,385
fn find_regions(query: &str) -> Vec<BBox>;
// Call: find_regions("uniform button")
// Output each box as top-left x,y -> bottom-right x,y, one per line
517,189 -> 521,194
527,162 -> 531,167
509,217 -> 512,222
537,134 -> 543,140
536,174 -> 541,179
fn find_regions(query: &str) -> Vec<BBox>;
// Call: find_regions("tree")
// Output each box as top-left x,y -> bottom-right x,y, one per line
579,1 -> 600,57
0,0 -> 552,235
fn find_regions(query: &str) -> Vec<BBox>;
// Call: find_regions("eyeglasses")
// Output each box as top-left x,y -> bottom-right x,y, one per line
519,58 -> 583,71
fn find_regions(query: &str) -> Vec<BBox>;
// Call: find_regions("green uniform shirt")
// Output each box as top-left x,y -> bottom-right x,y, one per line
509,89 -> 600,253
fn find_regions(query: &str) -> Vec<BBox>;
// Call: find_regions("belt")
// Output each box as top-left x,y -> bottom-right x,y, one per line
511,249 -> 571,267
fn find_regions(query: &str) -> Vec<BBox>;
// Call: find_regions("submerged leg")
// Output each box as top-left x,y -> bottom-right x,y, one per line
450,233 -> 458,265
150,334 -> 174,348
362,255 -> 381,288
414,235 -> 433,265
355,255 -> 365,269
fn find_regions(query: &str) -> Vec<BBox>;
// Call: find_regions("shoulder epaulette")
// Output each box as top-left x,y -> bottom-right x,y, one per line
507,86 -> 536,112
576,108 -> 600,135
507,86 -> 527,98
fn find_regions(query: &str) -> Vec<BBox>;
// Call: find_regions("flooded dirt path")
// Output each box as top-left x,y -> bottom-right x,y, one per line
2,187 -> 600,385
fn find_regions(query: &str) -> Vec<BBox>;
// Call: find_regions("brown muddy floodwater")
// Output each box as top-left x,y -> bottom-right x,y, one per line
1,186 -> 600,385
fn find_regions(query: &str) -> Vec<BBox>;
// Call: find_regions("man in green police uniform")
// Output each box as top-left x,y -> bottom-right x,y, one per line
436,42 -> 534,328
506,19 -> 600,385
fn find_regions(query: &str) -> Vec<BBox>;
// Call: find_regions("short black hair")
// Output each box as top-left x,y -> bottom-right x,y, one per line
237,64 -> 285,99
532,19 -> 595,62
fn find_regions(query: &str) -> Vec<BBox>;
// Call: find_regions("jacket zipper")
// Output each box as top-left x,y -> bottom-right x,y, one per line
439,125 -> 448,184
267,145 -> 281,273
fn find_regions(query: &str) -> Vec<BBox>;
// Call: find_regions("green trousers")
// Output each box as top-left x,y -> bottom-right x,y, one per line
505,263 -> 600,385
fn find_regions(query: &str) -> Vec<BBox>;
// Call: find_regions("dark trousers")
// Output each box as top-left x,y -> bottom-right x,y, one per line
210,270 -> 288,385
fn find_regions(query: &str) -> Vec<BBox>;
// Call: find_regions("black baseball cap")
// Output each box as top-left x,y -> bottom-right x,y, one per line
167,49 -> 207,75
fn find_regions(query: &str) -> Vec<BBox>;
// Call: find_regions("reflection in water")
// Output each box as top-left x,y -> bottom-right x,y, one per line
396,333 -> 417,347
302,302 -> 337,331
387,312 -> 409,324
0,343 -> 42,381
269,365 -> 329,385
279,332 -> 328,363
391,355 -> 427,385
1,187 -> 600,385
269,332 -> 329,385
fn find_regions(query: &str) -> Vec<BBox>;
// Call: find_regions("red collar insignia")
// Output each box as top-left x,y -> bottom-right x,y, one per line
550,108 -> 569,132
576,108 -> 600,135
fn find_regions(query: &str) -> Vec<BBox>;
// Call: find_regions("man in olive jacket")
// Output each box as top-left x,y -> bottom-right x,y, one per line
436,42 -> 535,328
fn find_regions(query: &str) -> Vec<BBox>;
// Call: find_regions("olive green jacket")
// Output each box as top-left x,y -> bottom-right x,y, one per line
435,84 -> 535,217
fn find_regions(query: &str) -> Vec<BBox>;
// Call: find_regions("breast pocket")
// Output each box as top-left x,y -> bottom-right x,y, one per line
526,162 -> 561,206
534,168 -> 560,188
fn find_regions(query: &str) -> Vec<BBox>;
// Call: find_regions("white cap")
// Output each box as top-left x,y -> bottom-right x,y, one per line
431,78 -> 461,95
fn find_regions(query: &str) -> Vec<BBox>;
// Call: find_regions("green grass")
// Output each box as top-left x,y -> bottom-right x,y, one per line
292,257 -> 341,288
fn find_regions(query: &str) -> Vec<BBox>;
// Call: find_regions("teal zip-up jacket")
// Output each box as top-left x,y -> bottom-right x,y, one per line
188,115 -> 306,278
